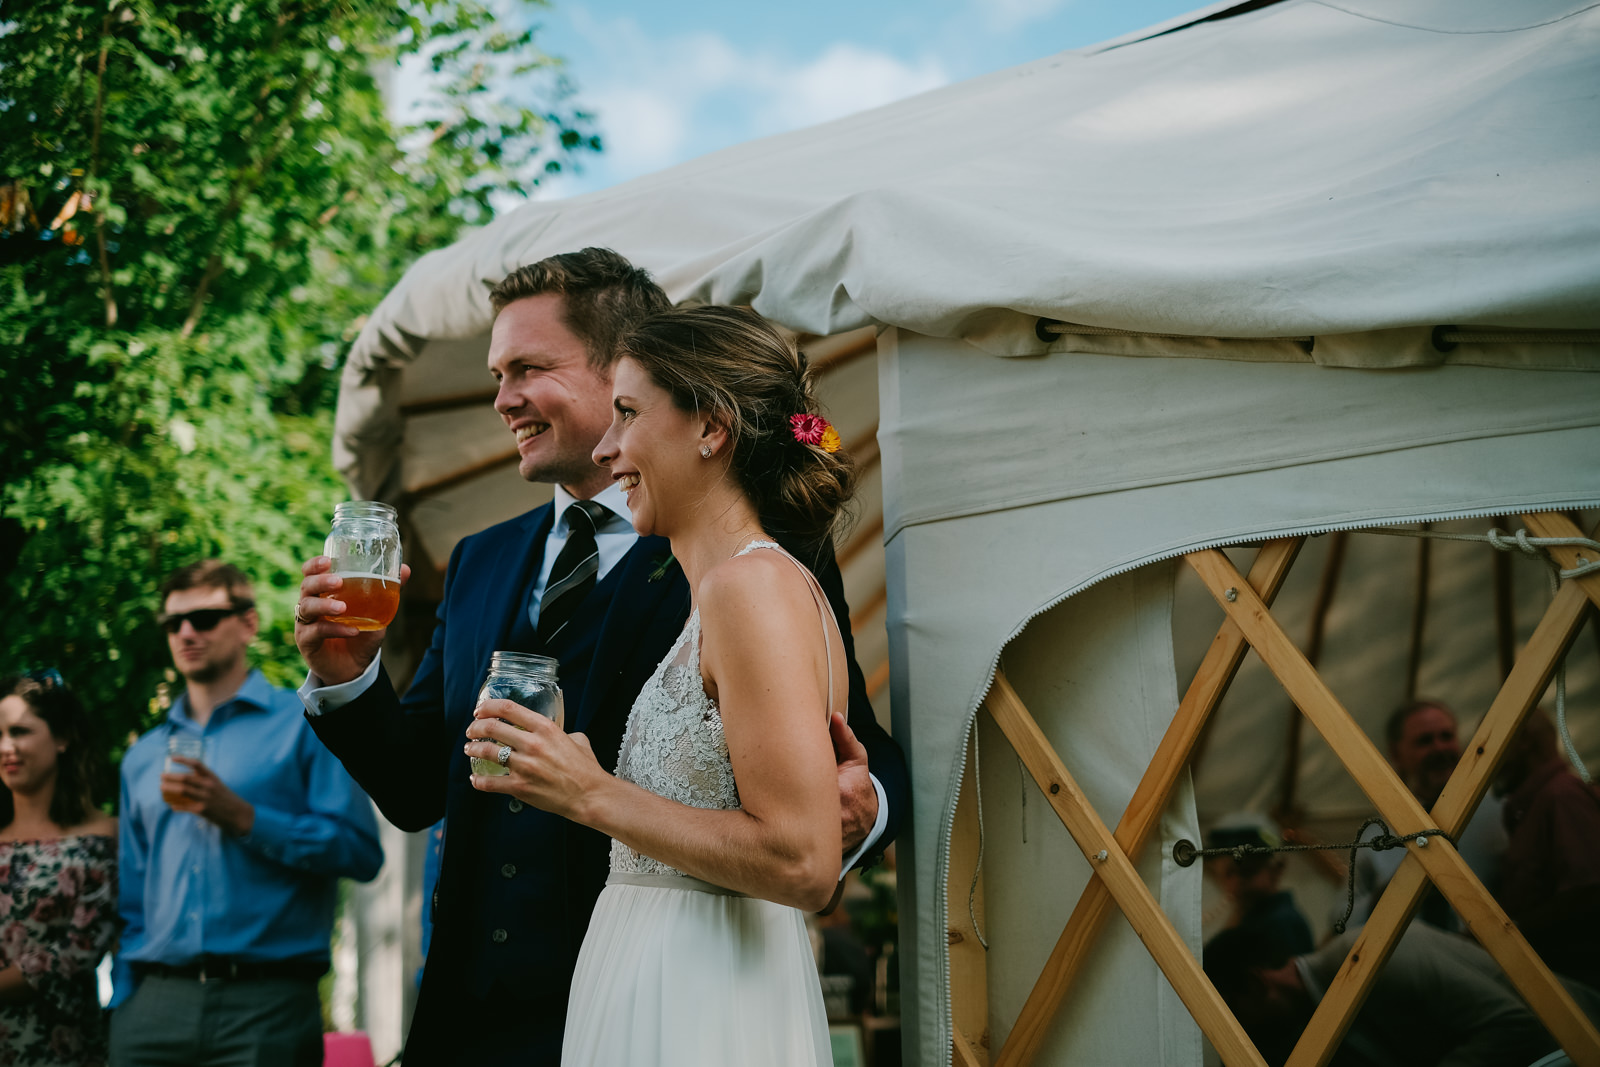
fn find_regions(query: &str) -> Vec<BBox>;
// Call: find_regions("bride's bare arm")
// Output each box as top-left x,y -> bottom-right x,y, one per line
464,552 -> 843,911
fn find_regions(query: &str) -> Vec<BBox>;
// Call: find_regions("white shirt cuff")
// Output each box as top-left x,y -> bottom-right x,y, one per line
299,653 -> 383,717
840,773 -> 890,877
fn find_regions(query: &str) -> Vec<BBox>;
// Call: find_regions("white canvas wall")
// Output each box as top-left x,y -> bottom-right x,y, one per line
881,328 -> 1600,1065
976,562 -> 1202,1064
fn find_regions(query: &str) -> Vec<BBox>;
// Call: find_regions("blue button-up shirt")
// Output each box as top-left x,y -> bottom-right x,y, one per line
116,671 -> 382,988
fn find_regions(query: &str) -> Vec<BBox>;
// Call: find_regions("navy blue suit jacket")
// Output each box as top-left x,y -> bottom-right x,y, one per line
307,502 -> 907,1065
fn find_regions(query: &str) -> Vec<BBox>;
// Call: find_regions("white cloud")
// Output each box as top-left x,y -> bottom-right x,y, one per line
978,0 -> 1076,32
591,86 -> 693,173
549,13 -> 949,194
761,42 -> 947,130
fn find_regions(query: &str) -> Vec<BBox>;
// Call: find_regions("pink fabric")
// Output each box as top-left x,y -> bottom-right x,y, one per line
322,1032 -> 375,1067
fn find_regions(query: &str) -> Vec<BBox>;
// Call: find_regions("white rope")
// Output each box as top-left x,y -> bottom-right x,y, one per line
1542,562 -> 1593,786
968,716 -> 989,949
1362,524 -> 1594,784
1362,526 -> 1600,580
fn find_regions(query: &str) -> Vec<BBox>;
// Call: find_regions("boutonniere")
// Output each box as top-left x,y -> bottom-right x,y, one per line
648,552 -> 677,582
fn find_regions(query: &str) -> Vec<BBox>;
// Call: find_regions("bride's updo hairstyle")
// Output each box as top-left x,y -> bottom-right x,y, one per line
615,305 -> 856,549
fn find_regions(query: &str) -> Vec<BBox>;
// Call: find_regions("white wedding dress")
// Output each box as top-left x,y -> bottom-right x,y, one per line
562,542 -> 835,1067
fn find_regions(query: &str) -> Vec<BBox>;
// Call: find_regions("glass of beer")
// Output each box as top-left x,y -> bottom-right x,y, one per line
325,501 -> 402,631
470,652 -> 564,777
163,734 -> 206,812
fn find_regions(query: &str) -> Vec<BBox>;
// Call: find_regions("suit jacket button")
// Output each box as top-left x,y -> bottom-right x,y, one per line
508,799 -> 524,813
491,928 -> 508,943
501,863 -> 516,879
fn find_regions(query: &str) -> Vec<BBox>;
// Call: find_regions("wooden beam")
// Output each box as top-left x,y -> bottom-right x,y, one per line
850,584 -> 887,635
1279,532 -> 1346,820
1404,526 -> 1432,703
1287,535 -> 1598,1067
1521,512 -> 1600,612
953,1030 -> 985,1067
847,425 -> 881,472
1189,548 -> 1600,1067
864,659 -> 890,701
985,675 -> 1268,1067
839,513 -> 885,570
809,330 -> 878,375
994,538 -> 1303,1067
948,738 -> 990,1066
402,447 -> 519,501
399,388 -> 499,417
1493,550 -> 1515,680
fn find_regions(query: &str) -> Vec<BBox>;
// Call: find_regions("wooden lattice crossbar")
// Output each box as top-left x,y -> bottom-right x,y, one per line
950,512 -> 1600,1067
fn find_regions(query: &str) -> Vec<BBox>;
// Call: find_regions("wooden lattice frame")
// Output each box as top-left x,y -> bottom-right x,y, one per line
947,512 -> 1600,1067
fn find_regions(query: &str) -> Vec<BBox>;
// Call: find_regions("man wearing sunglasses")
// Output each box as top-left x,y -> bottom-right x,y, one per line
111,561 -> 384,1067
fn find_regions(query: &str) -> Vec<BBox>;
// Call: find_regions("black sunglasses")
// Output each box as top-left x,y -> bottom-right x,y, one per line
159,603 -> 254,634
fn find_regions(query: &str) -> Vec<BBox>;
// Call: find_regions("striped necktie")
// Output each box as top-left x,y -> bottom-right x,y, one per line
536,499 -> 611,644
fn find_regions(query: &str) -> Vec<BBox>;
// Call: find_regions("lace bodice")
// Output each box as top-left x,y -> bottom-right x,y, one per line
609,539 -> 840,880
610,544 -> 785,876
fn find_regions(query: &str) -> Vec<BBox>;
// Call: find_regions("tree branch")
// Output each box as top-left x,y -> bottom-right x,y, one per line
89,10 -> 117,328
179,65 -> 312,338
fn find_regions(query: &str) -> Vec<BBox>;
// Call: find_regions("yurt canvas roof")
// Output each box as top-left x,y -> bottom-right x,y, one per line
339,0 -> 1599,425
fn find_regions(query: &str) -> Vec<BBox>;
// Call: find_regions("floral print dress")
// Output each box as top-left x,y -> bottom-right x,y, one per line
0,835 -> 118,1067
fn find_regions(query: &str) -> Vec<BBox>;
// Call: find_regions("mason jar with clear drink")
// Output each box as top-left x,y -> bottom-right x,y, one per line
470,652 -> 564,777
325,501 -> 402,631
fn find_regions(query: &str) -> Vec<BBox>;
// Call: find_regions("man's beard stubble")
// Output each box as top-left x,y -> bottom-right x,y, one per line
180,653 -> 237,685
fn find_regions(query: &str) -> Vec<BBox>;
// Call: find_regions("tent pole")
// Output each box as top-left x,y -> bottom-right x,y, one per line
993,538 -> 1301,1067
1191,538 -> 1600,1067
1404,524 -> 1432,702
986,674 -> 1269,1067
1277,531 -> 1346,821
1493,550 -> 1516,680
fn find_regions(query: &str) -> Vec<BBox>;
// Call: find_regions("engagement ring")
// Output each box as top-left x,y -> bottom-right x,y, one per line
497,744 -> 513,767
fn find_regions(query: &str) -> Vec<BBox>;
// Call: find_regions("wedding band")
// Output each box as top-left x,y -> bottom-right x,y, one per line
497,744 -> 513,767
294,606 -> 312,625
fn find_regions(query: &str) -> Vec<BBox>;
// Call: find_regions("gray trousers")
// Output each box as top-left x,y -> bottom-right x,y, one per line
109,974 -> 324,1067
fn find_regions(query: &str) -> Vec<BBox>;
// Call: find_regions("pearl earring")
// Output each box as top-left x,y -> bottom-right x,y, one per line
700,444 -> 713,458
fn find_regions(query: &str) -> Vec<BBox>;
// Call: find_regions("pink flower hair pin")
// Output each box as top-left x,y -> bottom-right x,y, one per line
789,413 -> 841,453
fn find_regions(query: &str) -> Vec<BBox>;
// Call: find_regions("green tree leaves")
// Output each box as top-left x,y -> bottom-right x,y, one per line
1,0 -> 595,763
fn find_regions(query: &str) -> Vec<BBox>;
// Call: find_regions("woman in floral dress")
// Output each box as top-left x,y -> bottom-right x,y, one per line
0,672 -> 118,1067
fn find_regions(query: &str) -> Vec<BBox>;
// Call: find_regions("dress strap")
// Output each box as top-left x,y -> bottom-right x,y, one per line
736,540 -> 839,719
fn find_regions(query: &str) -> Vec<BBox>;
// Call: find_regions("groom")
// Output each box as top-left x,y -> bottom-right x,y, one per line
294,248 -> 908,1064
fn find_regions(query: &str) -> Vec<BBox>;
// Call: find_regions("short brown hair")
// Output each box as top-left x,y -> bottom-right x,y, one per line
488,247 -> 670,370
617,305 -> 857,551
159,560 -> 255,609
1384,699 -> 1456,752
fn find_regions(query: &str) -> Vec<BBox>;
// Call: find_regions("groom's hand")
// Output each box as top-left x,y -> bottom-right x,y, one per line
295,556 -> 411,686
831,712 -> 878,857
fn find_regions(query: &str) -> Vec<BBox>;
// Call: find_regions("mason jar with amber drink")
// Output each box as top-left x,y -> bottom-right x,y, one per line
325,501 -> 402,631
163,733 -> 206,812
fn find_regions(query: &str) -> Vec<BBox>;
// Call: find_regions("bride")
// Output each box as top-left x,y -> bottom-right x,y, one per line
464,305 -> 855,1066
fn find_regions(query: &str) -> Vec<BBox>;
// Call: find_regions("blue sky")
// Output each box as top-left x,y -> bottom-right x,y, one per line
481,0 -> 1211,198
